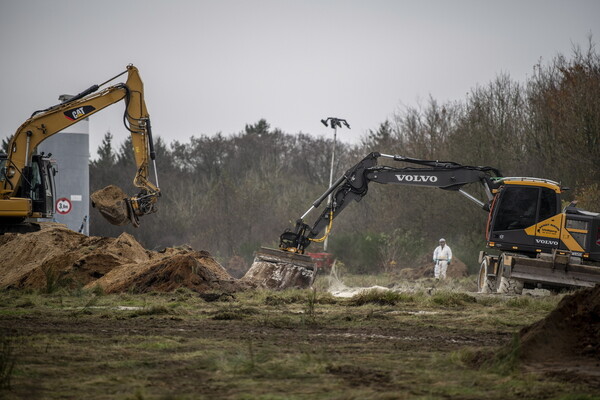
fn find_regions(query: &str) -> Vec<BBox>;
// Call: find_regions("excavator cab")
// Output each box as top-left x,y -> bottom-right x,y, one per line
0,153 -> 56,220
0,153 -> 6,184
488,179 -> 562,254
0,152 -> 56,232
488,178 -> 600,261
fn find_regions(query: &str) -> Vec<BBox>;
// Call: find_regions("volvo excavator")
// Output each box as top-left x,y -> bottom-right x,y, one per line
0,64 -> 160,232
250,152 -> 600,293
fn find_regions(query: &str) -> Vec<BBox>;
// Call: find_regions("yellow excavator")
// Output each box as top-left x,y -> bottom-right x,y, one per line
251,152 -> 600,293
0,64 -> 160,232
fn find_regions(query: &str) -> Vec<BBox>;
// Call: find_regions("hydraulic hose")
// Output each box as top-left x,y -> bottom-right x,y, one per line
308,210 -> 334,243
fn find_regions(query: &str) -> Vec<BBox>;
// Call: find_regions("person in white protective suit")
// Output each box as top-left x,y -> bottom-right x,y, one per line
432,238 -> 452,279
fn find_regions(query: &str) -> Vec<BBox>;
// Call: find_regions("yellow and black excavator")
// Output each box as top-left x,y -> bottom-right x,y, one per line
0,64 -> 160,233
253,152 -> 600,293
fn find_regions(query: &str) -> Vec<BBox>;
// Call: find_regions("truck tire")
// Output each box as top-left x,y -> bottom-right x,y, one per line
477,259 -> 497,293
497,276 -> 524,295
496,254 -> 524,295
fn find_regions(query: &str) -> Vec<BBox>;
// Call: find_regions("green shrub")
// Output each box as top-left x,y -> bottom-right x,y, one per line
42,266 -> 72,294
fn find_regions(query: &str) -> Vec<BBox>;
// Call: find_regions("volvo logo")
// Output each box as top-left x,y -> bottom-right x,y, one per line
395,175 -> 438,183
535,238 -> 559,246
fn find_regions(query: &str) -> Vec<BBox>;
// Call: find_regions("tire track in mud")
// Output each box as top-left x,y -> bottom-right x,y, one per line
0,314 -> 512,354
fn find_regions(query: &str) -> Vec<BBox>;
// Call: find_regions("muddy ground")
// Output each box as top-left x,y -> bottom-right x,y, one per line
0,280 -> 599,399
0,226 -> 598,399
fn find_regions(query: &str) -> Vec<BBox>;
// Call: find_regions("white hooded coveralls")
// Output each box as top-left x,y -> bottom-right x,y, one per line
433,244 -> 452,279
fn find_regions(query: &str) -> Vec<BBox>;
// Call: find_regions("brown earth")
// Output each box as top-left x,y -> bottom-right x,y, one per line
88,250 -> 246,294
0,223 -> 249,294
90,184 -> 131,226
396,253 -> 468,279
0,308 -> 516,399
516,284 -> 600,385
519,284 -> 600,362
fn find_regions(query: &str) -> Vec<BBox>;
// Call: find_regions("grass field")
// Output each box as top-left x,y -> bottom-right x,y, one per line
0,275 -> 597,400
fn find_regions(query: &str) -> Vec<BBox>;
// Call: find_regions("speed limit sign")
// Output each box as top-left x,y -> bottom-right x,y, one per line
56,198 -> 72,214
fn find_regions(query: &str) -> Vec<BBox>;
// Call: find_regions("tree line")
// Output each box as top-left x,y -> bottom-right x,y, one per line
90,43 -> 600,275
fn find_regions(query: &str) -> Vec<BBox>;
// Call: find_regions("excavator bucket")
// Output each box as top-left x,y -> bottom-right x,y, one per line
90,185 -> 136,226
242,247 -> 316,290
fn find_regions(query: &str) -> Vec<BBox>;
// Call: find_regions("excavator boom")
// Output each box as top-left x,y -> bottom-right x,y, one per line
279,152 -> 501,254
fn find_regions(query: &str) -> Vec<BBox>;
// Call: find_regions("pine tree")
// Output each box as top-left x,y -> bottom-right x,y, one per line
92,131 -> 116,168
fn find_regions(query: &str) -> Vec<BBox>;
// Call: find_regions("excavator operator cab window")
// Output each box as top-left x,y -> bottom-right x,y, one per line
492,185 -> 560,232
30,160 -> 42,201
539,187 -> 558,221
494,186 -> 538,231
29,156 -> 55,217
0,154 -> 6,183
44,160 -> 56,203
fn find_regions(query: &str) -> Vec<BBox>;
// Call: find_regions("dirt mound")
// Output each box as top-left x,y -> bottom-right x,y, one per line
518,285 -> 600,363
397,254 -> 468,279
90,185 -> 131,226
0,223 -> 247,294
87,250 -> 250,294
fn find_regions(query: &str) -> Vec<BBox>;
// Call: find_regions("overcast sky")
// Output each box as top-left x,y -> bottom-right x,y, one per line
1,0 -> 598,158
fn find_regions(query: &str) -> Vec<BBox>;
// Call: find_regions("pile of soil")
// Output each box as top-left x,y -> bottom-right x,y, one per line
505,284 -> 600,387
518,284 -> 600,363
397,254 -> 468,279
88,250 -> 245,294
0,223 -> 248,294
